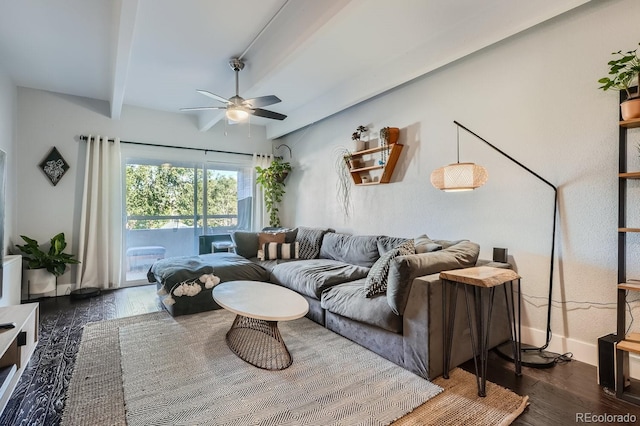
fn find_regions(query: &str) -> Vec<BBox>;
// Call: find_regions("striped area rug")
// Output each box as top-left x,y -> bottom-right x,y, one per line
118,309 -> 442,425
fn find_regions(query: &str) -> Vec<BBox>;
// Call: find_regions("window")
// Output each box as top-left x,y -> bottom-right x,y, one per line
123,158 -> 253,284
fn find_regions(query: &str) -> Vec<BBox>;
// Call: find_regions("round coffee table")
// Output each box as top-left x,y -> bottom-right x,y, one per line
212,280 -> 309,370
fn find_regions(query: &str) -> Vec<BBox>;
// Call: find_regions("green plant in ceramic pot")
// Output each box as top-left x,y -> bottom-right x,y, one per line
16,232 -> 80,294
598,43 -> 640,120
255,158 -> 292,227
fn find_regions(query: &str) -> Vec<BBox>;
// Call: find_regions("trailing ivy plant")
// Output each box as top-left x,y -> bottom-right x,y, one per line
598,43 -> 640,100
255,158 -> 292,227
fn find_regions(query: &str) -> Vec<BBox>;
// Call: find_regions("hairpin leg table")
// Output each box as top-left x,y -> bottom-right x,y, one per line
441,266 -> 522,397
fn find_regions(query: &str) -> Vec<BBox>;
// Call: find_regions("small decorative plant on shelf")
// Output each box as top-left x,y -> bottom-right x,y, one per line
256,158 -> 292,227
598,42 -> 640,120
16,232 -> 80,294
352,125 -> 368,151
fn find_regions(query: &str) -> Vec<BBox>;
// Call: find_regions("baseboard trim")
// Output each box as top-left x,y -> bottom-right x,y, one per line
521,326 -> 640,379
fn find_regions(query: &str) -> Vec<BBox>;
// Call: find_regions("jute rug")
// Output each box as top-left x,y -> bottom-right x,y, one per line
62,310 -> 528,426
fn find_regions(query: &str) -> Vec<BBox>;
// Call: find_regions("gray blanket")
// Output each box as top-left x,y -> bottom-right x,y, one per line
148,252 -> 270,293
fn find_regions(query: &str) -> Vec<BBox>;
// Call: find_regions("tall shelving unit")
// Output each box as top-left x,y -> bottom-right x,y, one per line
616,87 -> 640,404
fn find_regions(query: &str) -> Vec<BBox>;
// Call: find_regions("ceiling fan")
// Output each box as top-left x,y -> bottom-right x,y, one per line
181,58 -> 287,121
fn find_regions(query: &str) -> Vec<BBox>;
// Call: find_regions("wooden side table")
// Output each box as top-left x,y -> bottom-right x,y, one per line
441,266 -> 522,397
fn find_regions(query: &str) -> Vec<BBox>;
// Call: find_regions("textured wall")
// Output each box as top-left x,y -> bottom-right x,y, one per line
276,0 -> 639,364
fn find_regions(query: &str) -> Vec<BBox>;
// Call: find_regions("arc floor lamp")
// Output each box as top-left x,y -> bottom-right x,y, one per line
431,120 -> 558,368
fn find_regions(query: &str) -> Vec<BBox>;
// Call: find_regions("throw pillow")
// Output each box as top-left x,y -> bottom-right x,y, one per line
257,232 -> 286,251
295,226 -> 331,259
414,234 -> 443,253
261,242 -> 300,260
365,240 -> 415,297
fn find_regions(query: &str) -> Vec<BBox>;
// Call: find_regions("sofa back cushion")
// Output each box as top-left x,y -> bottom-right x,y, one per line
386,240 -> 480,315
377,236 -> 411,255
232,231 -> 259,258
320,233 -> 381,267
296,226 -> 333,259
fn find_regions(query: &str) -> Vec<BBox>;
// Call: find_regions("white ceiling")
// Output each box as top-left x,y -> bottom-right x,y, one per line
0,0 -> 591,139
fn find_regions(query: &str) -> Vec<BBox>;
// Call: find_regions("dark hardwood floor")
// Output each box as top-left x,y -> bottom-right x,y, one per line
1,284 -> 639,425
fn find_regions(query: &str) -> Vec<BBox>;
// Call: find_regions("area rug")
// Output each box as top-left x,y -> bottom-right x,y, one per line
62,310 -> 528,426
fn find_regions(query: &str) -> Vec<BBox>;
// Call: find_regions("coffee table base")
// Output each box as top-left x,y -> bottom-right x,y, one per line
225,314 -> 293,370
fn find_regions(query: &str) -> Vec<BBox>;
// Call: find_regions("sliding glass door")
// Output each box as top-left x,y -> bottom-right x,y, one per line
123,159 -> 252,285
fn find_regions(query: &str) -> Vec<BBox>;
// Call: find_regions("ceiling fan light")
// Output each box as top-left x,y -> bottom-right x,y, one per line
226,107 -> 249,122
430,162 -> 488,192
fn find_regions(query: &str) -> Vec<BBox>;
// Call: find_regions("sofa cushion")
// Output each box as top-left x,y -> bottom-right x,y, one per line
232,231 -> 259,258
320,233 -> 381,267
365,240 -> 415,297
321,280 -> 402,334
413,234 -> 443,253
377,236 -> 411,255
386,240 -> 480,315
270,259 -> 370,299
296,227 -> 332,259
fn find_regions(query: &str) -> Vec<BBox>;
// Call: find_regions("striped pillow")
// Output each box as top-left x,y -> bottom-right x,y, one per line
261,242 -> 300,260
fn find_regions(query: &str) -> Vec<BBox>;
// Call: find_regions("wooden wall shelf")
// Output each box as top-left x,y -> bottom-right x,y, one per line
345,143 -> 404,185
620,117 -> 640,129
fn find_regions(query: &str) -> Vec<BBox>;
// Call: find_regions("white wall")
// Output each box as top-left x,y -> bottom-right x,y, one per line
277,0 -> 638,365
15,87 -> 272,290
0,66 -> 18,305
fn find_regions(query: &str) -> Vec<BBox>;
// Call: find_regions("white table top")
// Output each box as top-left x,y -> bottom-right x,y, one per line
212,281 -> 309,321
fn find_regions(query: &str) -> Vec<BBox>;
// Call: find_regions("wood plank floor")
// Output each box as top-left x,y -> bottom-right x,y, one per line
1,284 -> 639,425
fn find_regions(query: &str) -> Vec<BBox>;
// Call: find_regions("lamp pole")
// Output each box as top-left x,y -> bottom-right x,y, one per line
454,120 -> 558,368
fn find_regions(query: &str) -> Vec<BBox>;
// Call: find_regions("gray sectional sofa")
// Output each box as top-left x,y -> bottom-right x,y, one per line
149,226 -> 511,380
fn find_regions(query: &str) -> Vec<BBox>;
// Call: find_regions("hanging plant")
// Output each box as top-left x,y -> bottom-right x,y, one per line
334,147 -> 352,218
255,158 -> 292,227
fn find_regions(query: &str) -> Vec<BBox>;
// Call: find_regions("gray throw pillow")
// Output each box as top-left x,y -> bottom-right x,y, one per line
232,231 -> 259,258
414,234 -> 443,253
296,227 -> 331,259
364,240 -> 415,297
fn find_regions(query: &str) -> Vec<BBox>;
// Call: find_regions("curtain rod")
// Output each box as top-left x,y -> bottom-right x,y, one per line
79,135 -> 260,158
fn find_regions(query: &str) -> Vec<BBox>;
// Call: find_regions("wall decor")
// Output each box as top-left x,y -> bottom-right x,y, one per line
39,147 -> 69,186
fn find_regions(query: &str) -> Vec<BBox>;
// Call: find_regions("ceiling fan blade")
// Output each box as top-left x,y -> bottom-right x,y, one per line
180,106 -> 226,111
196,90 -> 229,104
243,95 -> 281,108
251,108 -> 287,121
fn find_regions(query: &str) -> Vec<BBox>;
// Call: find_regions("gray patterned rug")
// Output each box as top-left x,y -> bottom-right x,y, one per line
63,309 -> 442,425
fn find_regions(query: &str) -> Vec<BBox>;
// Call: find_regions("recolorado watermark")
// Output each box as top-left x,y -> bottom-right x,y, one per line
576,412 -> 637,423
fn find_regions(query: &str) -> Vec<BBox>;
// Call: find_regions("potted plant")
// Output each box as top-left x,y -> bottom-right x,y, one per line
380,127 -> 400,145
16,232 -> 80,294
255,158 -> 292,227
352,125 -> 367,151
598,43 -> 640,120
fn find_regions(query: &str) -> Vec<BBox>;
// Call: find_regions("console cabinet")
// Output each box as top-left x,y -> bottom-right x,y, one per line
0,303 -> 39,415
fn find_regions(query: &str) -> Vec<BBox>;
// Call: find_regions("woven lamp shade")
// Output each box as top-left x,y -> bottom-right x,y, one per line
430,162 -> 488,192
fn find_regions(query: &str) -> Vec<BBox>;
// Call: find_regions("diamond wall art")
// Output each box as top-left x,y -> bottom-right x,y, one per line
39,147 -> 69,186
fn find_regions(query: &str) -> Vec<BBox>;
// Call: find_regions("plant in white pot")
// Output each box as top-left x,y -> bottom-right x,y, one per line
598,43 -> 640,120
16,233 -> 80,295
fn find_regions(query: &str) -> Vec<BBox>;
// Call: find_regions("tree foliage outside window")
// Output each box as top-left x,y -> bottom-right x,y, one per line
125,163 -> 239,230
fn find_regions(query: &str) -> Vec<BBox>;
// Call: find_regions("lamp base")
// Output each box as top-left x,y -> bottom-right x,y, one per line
495,341 -> 557,368
70,287 -> 101,300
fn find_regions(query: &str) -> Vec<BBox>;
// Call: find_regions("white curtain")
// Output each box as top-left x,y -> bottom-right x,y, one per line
252,153 -> 273,231
77,135 -> 123,289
